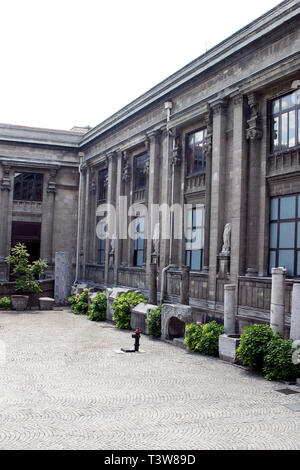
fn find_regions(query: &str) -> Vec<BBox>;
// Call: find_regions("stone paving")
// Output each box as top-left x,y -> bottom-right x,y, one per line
0,309 -> 300,450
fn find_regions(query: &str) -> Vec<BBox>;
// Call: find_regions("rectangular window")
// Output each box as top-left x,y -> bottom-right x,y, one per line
134,153 -> 147,190
269,195 -> 300,277
97,219 -> 106,265
133,217 -> 144,267
270,90 -> 300,153
185,206 -> 205,271
98,168 -> 107,202
13,172 -> 43,202
186,129 -> 207,175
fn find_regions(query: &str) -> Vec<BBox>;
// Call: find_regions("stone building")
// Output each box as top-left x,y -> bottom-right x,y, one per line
0,0 -> 300,332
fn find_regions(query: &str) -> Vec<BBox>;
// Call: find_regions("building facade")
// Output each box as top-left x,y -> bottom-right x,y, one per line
0,0 -> 300,333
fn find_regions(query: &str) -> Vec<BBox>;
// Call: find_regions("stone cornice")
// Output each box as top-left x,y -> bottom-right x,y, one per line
0,157 -> 61,171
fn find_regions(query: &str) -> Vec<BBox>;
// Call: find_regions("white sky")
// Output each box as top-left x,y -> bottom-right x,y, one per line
1,0 -> 281,131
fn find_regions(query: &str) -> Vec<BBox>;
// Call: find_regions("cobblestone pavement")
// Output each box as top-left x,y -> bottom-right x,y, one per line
0,310 -> 300,450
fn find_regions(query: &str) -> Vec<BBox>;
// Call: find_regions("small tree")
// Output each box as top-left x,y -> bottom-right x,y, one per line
5,243 -> 47,293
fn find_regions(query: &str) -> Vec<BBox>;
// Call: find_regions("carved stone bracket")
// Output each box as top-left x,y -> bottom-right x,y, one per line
246,92 -> 262,141
47,169 -> 57,193
122,150 -> 131,182
171,130 -> 182,166
203,111 -> 213,158
0,164 -> 11,191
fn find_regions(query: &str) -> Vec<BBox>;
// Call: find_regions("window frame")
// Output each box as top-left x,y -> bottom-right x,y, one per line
98,168 -> 107,203
185,206 -> 205,272
186,128 -> 207,176
13,172 -> 44,202
269,194 -> 300,277
270,89 -> 300,154
134,153 -> 147,191
133,216 -> 145,267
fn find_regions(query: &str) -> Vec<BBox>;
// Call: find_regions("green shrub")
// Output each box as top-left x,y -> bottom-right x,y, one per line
112,291 -> 146,329
68,288 -> 90,315
5,243 -> 47,293
263,337 -> 300,381
88,291 -> 107,322
0,296 -> 11,309
237,324 -> 275,370
184,321 -> 224,356
146,304 -> 161,337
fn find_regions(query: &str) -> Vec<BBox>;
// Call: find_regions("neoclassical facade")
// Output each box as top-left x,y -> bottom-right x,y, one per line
0,0 -> 300,332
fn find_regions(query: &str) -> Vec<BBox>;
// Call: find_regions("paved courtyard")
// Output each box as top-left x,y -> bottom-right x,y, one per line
0,309 -> 300,450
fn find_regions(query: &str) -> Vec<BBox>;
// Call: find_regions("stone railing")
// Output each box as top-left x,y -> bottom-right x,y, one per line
267,148 -> 300,177
133,189 -> 146,203
117,266 -> 146,290
185,172 -> 206,194
13,200 -> 42,213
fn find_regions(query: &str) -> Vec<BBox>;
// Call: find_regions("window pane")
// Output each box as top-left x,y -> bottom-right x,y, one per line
269,223 -> 278,249
191,250 -> 201,271
137,250 -> 143,267
298,196 -> 300,218
272,99 -> 280,114
269,250 -> 276,274
289,111 -> 296,148
195,207 -> 204,226
281,113 -> 288,148
271,116 -> 279,152
282,93 -> 295,110
298,222 -> 300,249
186,251 -> 191,267
298,110 -> 300,145
297,252 -> 300,276
137,237 -> 144,250
187,210 -> 192,228
278,250 -> 294,276
279,222 -> 295,248
270,199 -> 278,221
280,196 -> 296,219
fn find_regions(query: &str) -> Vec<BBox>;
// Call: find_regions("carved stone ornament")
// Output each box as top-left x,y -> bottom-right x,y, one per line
47,169 -> 57,193
221,223 -> 231,255
122,151 -> 131,182
171,131 -> 182,166
246,92 -> 262,141
0,164 -> 11,191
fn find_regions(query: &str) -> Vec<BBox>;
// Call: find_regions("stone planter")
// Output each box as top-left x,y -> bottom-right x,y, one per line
11,295 -> 29,311
219,334 -> 241,364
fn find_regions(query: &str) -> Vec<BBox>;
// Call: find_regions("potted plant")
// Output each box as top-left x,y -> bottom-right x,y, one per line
5,243 -> 47,311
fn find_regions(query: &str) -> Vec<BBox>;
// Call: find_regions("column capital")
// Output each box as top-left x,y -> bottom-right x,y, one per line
211,99 -> 228,116
0,164 -> 11,191
246,92 -> 263,141
232,93 -> 244,106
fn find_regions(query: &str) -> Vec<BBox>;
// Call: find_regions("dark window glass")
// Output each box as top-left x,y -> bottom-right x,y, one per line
185,206 -> 205,271
270,90 -> 300,153
98,168 -> 107,202
134,153 -> 147,190
187,129 -> 207,175
133,217 -> 144,267
97,219 -> 106,264
269,195 -> 300,277
13,173 -> 43,201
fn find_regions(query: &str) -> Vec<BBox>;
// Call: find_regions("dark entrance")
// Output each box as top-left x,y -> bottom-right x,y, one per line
11,221 -> 41,262
168,317 -> 185,340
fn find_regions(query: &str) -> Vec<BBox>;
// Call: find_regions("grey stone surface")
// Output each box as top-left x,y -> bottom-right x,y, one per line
219,334 -> 241,364
11,295 -> 29,311
161,304 -> 192,340
38,297 -> 55,310
130,302 -> 157,334
54,252 -> 72,305
0,310 -> 300,449
224,284 -> 236,335
270,267 -> 286,335
290,283 -> 300,340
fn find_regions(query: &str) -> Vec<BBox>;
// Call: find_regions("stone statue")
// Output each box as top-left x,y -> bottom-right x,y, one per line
152,223 -> 160,255
221,223 -> 231,254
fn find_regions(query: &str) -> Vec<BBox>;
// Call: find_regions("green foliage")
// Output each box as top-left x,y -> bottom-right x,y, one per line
0,296 -> 11,309
5,243 -> 47,293
112,291 -> 146,329
68,288 -> 90,315
184,321 -> 224,356
237,324 -> 275,370
88,291 -> 107,321
146,304 -> 161,337
263,337 -> 300,381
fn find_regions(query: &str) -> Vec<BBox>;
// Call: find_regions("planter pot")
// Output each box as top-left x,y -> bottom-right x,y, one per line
11,295 -> 29,311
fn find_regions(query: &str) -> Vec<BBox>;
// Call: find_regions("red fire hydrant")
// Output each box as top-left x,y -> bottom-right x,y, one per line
132,328 -> 141,352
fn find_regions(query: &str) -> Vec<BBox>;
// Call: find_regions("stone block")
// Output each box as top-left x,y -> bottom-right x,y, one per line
130,302 -> 157,334
106,287 -> 136,322
54,252 -> 72,305
219,334 -> 241,364
161,304 -> 192,341
39,297 -> 55,310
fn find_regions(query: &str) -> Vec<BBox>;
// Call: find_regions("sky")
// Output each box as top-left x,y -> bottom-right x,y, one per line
0,0 -> 282,131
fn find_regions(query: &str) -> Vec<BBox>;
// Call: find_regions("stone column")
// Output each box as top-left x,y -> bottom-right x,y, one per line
224,284 -> 236,335
55,251 -> 72,305
104,152 -> 117,284
82,166 -> 90,281
208,100 -> 227,302
146,130 -> 160,275
180,265 -> 190,305
270,267 -> 286,335
114,151 -> 123,285
0,164 -> 11,280
290,283 -> 300,340
230,93 -> 248,283
149,263 -> 158,305
203,113 -> 212,272
245,93 -> 262,276
158,127 -> 171,274
41,169 -> 57,267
